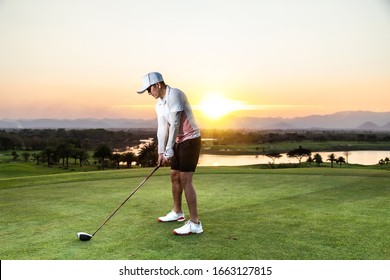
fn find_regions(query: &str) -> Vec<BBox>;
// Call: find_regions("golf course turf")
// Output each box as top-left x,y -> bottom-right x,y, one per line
0,166 -> 389,260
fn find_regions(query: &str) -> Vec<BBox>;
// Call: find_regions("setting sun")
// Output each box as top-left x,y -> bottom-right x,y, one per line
197,94 -> 244,120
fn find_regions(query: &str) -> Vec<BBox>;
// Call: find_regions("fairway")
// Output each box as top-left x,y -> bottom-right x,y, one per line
0,166 -> 389,260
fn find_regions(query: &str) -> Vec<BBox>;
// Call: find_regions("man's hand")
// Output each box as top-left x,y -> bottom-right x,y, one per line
157,153 -> 165,166
157,148 -> 174,166
158,153 -> 170,166
164,148 -> 174,159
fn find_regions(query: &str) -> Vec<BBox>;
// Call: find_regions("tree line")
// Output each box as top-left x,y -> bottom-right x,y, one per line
3,128 -> 390,152
8,141 -> 158,169
2,128 -> 390,170
0,128 -> 156,151
265,146 -> 349,168
1,128 -> 158,169
265,146 -> 390,168
2,128 -> 390,152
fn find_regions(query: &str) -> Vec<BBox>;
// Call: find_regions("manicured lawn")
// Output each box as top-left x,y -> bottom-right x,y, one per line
0,151 -> 98,178
0,166 -> 389,260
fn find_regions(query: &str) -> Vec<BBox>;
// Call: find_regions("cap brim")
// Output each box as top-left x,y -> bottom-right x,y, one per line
137,86 -> 148,94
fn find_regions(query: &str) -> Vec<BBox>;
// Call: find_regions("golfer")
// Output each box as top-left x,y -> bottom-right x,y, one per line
137,72 -> 203,235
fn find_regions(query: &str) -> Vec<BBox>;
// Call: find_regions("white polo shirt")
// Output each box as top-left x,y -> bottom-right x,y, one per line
156,85 -> 200,154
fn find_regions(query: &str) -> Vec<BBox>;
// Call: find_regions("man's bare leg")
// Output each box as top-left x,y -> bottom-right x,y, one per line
171,170 -> 183,214
180,171 -> 199,223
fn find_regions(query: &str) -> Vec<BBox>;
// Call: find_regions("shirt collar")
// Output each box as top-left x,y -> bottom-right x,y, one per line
158,85 -> 170,105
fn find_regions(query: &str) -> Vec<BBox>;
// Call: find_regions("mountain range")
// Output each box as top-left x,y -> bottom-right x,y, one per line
227,111 -> 390,130
1,111 -> 390,130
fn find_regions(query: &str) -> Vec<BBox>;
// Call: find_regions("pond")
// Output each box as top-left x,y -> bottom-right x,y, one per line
197,150 -> 390,167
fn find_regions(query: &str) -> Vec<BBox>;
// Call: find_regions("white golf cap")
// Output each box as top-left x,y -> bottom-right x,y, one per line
137,72 -> 164,94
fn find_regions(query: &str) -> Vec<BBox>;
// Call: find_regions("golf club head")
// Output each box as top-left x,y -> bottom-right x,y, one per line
77,232 -> 93,241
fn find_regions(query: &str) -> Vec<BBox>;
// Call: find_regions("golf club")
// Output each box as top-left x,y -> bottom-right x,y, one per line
77,164 -> 160,241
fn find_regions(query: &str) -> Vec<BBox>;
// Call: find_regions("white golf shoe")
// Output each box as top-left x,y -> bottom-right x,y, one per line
157,210 -> 185,222
173,220 -> 203,235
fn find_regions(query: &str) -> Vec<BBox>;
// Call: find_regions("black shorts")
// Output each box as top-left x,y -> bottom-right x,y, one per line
171,136 -> 201,172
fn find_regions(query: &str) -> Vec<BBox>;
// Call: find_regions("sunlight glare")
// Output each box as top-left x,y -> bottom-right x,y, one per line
198,94 -> 244,119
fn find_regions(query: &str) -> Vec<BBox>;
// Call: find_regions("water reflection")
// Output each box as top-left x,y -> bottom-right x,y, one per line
198,151 -> 390,167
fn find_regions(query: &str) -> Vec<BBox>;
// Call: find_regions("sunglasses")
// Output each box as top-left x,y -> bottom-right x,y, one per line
147,84 -> 156,94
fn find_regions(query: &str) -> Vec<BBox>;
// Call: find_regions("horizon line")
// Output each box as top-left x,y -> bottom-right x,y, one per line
1,109 -> 390,121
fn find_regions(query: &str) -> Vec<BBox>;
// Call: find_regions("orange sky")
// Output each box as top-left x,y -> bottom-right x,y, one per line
1,0 -> 389,122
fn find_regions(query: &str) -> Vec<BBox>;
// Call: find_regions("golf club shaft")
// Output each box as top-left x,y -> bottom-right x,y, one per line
92,164 -> 160,236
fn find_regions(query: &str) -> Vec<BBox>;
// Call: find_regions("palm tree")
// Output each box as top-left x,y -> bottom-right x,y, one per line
327,153 -> 337,168
137,141 -> 158,167
93,143 -> 112,170
121,152 -> 137,168
111,153 -> 121,169
336,156 -> 346,168
313,153 -> 323,167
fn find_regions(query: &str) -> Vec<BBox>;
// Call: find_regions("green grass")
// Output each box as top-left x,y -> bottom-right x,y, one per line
1,164 -> 389,260
0,151 -> 98,179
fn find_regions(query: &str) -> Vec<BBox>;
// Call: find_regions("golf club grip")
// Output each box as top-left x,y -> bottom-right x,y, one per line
92,165 -> 160,236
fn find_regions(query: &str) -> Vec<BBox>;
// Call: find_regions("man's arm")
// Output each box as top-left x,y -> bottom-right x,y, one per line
164,111 -> 182,159
157,115 -> 168,165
